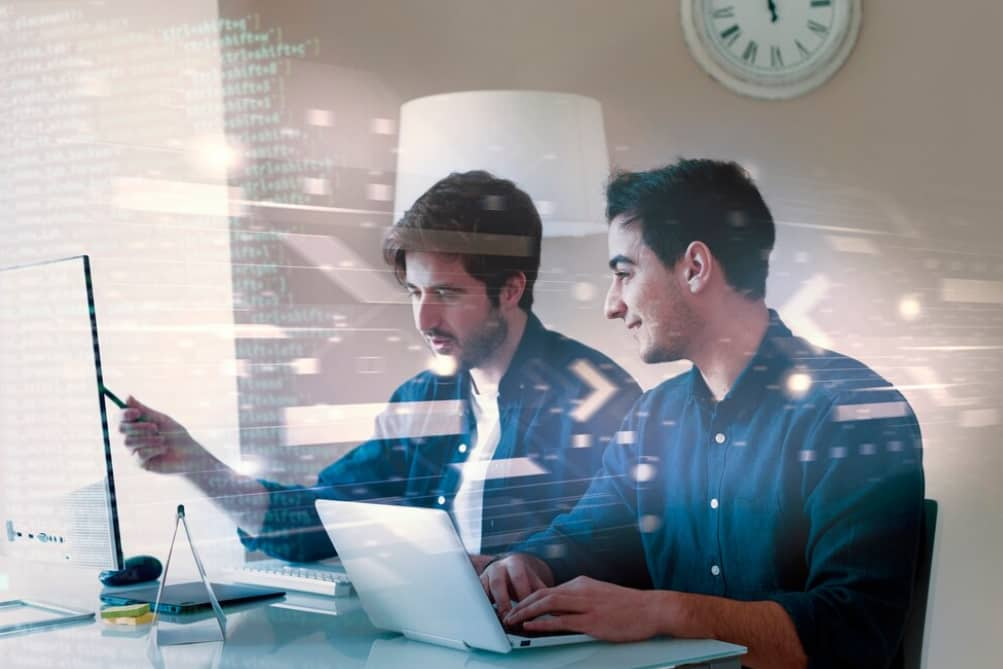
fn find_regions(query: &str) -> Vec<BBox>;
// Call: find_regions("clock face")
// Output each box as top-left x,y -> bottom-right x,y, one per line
681,0 -> 861,99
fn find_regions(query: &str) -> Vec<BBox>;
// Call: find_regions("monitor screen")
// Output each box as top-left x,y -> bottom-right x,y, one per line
0,255 -> 122,570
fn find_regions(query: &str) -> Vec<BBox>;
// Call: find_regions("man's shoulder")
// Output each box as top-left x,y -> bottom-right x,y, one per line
788,338 -> 908,405
535,326 -> 628,371
775,337 -> 920,437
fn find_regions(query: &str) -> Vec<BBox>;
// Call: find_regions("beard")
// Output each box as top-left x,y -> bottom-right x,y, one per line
458,307 -> 508,368
424,307 -> 509,370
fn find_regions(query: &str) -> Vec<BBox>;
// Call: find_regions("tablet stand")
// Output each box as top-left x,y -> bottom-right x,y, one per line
149,505 -> 226,647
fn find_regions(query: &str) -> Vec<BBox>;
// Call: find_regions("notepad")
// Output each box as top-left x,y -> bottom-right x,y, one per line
100,603 -> 150,619
103,612 -> 155,626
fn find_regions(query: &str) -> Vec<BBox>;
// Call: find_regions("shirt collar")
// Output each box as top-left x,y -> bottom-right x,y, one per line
497,311 -> 548,398
452,311 -> 547,401
687,309 -> 797,410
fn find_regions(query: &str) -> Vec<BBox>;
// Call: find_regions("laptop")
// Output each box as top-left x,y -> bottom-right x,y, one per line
314,499 -> 593,653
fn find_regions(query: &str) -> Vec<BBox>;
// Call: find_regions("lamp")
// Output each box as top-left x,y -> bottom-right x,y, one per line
393,91 -> 610,237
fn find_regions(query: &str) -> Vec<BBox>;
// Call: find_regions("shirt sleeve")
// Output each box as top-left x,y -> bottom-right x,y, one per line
543,359 -> 643,528
236,479 -> 336,563
581,364 -> 642,473
767,397 -> 925,669
515,404 -> 651,589
238,390 -> 418,562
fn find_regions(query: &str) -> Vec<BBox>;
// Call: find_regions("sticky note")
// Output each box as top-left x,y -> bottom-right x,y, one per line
100,603 -> 150,619
103,612 -> 155,626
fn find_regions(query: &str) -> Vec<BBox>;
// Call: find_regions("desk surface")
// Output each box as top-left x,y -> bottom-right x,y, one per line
1,564 -> 745,669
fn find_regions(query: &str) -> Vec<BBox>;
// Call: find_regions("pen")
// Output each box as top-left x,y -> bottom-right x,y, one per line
102,386 -> 128,410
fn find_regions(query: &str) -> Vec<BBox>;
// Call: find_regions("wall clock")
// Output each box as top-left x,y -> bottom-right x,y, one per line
681,0 -> 862,100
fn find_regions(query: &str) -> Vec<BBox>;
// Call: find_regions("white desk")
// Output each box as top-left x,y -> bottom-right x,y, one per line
1,564 -> 745,668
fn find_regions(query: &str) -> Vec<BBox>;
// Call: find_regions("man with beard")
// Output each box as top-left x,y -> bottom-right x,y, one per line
119,171 -> 641,564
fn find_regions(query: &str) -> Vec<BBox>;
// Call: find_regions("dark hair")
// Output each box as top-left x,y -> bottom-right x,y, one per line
606,158 -> 775,299
383,170 -> 542,311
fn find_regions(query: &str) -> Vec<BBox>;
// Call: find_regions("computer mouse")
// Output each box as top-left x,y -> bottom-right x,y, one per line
99,555 -> 163,586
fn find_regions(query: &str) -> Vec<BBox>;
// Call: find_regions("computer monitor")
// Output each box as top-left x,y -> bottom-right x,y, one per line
0,255 -> 123,571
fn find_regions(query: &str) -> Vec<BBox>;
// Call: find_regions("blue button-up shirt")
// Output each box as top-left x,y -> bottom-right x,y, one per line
518,311 -> 924,669
240,313 -> 642,563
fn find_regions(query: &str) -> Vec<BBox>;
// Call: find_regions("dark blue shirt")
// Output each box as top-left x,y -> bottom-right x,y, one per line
518,311 -> 924,669
240,313 -> 642,562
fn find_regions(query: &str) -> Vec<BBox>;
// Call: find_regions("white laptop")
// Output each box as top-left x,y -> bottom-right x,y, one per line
314,499 -> 593,653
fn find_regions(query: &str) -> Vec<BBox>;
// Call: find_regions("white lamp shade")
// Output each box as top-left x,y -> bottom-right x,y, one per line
393,91 -> 610,237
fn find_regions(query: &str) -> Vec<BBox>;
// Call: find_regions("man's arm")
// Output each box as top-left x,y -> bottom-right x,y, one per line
761,398 -> 925,669
502,576 -> 805,669
498,394 -> 925,669
237,379 -> 458,560
120,394 -> 417,562
184,462 -> 271,535
120,397 -> 272,533
480,410 -> 647,614
658,592 -> 805,669
238,436 -> 417,561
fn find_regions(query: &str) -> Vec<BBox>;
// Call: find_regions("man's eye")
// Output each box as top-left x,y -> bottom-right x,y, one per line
614,271 -> 630,280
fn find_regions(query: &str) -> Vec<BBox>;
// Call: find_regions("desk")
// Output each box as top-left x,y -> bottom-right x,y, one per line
2,593 -> 744,668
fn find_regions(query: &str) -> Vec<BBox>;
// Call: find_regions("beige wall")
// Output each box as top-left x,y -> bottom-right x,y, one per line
228,1 -> 1003,666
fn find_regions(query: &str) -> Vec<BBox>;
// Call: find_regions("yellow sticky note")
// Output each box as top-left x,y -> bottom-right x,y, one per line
100,603 -> 150,619
104,611 -> 155,626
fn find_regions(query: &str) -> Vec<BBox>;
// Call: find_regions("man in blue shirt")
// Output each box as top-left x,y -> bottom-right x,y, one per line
483,160 -> 925,669
119,171 -> 640,562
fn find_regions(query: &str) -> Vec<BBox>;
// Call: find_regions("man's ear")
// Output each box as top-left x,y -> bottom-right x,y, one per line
681,242 -> 713,294
499,272 -> 527,308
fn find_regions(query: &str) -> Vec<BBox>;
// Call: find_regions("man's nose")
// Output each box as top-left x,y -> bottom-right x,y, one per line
415,296 -> 441,332
604,282 -> 626,320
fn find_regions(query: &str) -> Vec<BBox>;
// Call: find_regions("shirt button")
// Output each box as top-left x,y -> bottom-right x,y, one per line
437,496 -> 446,505
714,433 -> 726,445
711,564 -> 721,576
458,443 -> 468,454
710,498 -> 719,509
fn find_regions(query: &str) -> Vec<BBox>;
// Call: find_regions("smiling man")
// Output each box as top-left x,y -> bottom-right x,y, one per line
119,171 -> 641,562
481,159 -> 925,669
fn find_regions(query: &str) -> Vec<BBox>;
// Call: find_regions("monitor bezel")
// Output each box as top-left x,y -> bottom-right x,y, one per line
0,254 -> 124,571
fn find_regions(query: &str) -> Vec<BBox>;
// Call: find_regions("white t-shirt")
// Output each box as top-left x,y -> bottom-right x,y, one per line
451,381 -> 502,554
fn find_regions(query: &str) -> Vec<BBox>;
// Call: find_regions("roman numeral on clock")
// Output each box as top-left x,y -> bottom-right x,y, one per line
720,24 -> 741,47
742,40 -> 759,64
807,19 -> 829,37
810,0 -> 832,7
712,6 -> 735,19
770,45 -> 783,68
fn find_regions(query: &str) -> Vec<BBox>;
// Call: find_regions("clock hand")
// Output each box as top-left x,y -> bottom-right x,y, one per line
767,0 -> 779,23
